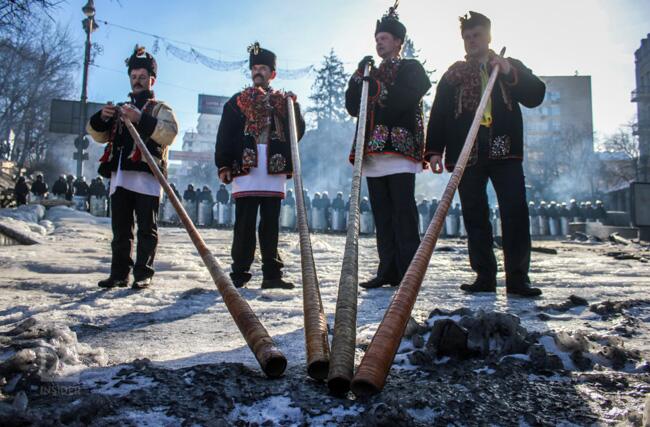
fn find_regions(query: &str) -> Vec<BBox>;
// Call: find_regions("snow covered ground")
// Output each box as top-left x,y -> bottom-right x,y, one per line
0,205 -> 649,425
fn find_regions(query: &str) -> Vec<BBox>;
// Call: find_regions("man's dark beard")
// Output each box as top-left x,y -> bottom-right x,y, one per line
129,89 -> 154,108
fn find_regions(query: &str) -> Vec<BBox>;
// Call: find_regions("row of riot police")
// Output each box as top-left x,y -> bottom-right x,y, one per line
528,199 -> 607,237
279,189 -> 377,234
160,183 -> 232,227
16,173 -> 111,217
416,199 -> 467,238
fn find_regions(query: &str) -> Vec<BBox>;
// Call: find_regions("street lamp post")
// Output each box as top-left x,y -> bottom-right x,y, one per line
75,0 -> 98,178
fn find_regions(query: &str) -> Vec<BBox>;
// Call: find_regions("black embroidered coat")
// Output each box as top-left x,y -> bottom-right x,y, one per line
214,91 -> 306,178
425,58 -> 545,171
345,58 -> 431,164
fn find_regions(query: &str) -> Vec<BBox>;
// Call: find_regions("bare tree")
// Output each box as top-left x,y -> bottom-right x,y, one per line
0,20 -> 77,171
598,122 -> 640,185
525,124 -> 597,200
0,0 -> 63,32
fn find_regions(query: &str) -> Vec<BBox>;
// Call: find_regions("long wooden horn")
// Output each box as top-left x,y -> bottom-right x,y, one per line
286,97 -> 330,380
328,63 -> 371,395
123,118 -> 287,378
351,48 -> 507,396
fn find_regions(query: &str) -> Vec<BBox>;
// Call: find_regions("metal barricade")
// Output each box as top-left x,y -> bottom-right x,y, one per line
216,202 -> 231,226
89,196 -> 107,217
197,201 -> 213,226
183,200 -> 198,224
530,215 -> 539,236
446,214 -> 459,237
73,195 -> 88,211
280,204 -> 296,230
162,197 -> 178,224
418,212 -> 430,235
311,207 -> 327,232
492,216 -> 502,238
331,209 -> 346,232
360,211 -> 375,234
537,215 -> 548,236
459,215 -> 467,237
560,217 -> 570,236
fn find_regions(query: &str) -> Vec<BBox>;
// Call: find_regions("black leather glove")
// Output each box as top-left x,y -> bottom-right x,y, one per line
357,55 -> 375,74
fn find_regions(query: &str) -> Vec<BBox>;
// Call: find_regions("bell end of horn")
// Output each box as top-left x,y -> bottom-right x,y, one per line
350,375 -> 382,398
261,351 -> 287,379
307,359 -> 329,381
327,375 -> 351,396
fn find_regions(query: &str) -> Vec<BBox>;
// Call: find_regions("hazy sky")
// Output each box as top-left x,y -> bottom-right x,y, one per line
50,0 -> 650,148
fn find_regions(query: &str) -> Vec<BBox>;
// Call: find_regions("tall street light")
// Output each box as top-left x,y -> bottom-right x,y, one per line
75,0 -> 98,178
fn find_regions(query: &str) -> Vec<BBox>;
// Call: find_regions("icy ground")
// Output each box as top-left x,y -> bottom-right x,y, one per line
0,205 -> 649,425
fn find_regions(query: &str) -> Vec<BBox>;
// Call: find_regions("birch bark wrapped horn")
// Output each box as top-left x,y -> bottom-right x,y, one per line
328,63 -> 372,395
122,118 -> 287,378
350,48 -> 507,397
287,96 -> 331,380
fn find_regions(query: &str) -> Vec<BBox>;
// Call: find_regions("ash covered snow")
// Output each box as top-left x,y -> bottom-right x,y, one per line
0,204 -> 648,425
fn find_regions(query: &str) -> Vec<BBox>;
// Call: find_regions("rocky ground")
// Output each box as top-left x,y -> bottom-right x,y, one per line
0,205 -> 649,425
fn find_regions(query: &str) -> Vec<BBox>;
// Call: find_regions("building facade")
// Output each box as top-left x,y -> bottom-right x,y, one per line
632,34 -> 650,182
522,75 -> 594,199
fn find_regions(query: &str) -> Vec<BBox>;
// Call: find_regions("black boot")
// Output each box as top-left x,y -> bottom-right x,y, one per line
460,277 -> 497,293
261,278 -> 295,289
230,272 -> 252,289
232,277 -> 249,288
360,277 -> 398,289
506,281 -> 542,297
132,277 -> 153,290
98,276 -> 129,289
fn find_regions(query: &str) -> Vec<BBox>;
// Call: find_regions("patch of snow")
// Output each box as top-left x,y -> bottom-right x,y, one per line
308,404 -> 365,426
500,353 -> 531,363
406,407 -> 441,423
227,395 -> 302,425
102,407 -> 181,426
95,374 -> 157,396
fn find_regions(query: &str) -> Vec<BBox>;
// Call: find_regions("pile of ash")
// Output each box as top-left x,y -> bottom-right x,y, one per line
395,307 -> 648,374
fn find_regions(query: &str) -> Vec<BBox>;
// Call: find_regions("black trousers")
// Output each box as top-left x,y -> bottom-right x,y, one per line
231,197 -> 283,282
458,127 -> 531,287
110,186 -> 160,280
367,173 -> 420,284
